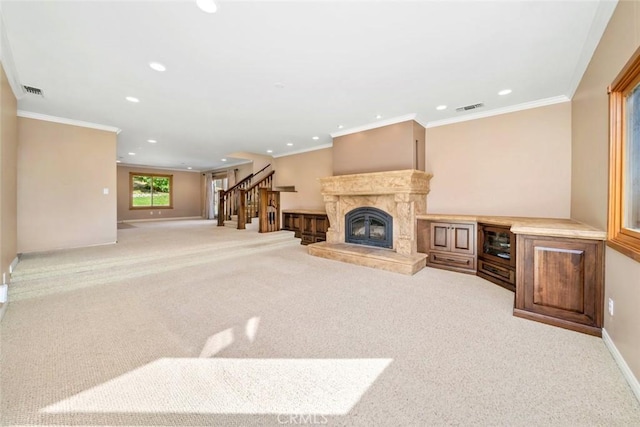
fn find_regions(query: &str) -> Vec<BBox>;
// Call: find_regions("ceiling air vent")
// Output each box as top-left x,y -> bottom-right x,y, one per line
455,102 -> 484,112
23,85 -> 44,97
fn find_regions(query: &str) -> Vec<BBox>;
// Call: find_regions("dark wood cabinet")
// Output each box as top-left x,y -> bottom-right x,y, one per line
282,211 -> 328,245
477,223 -> 516,291
420,221 -> 476,273
514,234 -> 604,336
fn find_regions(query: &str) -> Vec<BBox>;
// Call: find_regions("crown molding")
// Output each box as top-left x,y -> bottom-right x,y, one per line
17,110 -> 121,133
202,159 -> 253,174
273,143 -> 333,158
116,163 -> 204,173
425,96 -> 570,129
565,0 -> 618,99
330,114 -> 417,138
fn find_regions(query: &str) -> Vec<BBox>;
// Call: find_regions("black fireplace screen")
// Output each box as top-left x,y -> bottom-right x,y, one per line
345,207 -> 393,248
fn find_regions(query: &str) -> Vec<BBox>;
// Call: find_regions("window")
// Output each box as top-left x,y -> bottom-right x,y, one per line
130,172 -> 173,209
608,46 -> 640,262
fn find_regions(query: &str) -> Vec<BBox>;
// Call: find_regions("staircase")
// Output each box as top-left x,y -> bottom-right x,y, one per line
217,164 -> 280,232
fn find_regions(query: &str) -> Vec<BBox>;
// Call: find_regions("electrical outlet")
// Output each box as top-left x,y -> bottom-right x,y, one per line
608,298 -> 614,316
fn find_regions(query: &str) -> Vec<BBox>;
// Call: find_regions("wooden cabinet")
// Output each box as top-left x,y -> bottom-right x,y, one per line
477,224 -> 516,292
514,234 -> 604,336
420,221 -> 476,273
282,211 -> 328,245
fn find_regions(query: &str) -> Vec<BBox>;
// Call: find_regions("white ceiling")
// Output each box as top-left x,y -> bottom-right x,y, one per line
1,0 -> 616,172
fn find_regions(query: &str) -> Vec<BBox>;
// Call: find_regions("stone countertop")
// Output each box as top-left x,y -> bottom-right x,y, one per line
416,214 -> 606,240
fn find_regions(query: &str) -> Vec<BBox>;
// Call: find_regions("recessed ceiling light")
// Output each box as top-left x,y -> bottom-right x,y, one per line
221,158 -> 227,162
125,96 -> 139,103
498,89 -> 512,96
312,136 -> 319,140
128,152 -> 136,156
196,0 -> 217,13
147,139 -> 157,143
266,149 -> 273,153
187,167 -> 192,170
436,105 -> 447,111
286,143 -> 293,146
338,125 -> 344,129
375,114 -> 382,119
116,160 -> 121,163
149,62 -> 166,72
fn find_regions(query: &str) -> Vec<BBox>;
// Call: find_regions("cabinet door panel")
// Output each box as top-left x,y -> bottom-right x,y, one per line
315,217 -> 329,234
533,246 -> 585,313
451,224 -> 474,255
430,223 -> 450,251
517,236 -> 602,328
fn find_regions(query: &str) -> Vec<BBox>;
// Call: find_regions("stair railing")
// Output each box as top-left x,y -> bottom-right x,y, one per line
216,164 -> 271,227
241,171 -> 275,228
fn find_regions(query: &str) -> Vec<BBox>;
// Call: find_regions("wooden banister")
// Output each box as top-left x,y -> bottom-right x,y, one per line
217,166 -> 275,229
253,163 -> 271,177
244,171 -> 275,225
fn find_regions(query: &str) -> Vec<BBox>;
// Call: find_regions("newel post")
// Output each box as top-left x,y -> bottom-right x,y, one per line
237,189 -> 247,229
217,190 -> 225,227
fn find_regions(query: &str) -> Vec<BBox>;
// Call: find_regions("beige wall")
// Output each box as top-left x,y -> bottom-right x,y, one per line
1,64 -> 18,286
333,121 -> 419,175
117,165 -> 202,221
17,118 -> 117,253
414,120 -> 426,171
274,147 -> 333,212
425,102 -> 572,218
571,0 -> 640,382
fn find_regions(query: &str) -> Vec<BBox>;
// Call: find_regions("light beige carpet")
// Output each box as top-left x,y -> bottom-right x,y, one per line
1,220 -> 639,426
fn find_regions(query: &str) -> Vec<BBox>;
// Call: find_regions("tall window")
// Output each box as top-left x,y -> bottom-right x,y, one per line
130,173 -> 173,209
608,46 -> 640,262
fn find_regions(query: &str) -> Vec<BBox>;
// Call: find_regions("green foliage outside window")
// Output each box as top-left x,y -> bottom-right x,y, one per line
131,174 -> 172,207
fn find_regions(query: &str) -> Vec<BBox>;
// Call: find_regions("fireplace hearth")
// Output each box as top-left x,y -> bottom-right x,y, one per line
345,207 -> 393,248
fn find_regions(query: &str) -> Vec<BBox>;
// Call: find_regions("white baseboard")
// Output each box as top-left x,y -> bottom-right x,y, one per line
9,256 -> 19,274
602,328 -> 640,403
121,216 -> 204,223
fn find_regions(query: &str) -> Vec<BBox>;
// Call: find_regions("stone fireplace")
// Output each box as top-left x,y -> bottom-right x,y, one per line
307,169 -> 432,274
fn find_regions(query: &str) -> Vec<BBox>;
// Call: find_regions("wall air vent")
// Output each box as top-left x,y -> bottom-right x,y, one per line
455,102 -> 484,112
22,85 -> 44,97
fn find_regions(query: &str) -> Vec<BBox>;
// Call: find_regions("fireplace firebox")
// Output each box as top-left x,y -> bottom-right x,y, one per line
345,207 -> 393,249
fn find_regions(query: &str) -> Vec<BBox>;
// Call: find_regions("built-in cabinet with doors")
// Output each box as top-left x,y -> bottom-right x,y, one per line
514,234 -> 604,336
477,223 -> 516,292
421,221 -> 476,273
282,210 -> 329,245
417,216 -> 605,336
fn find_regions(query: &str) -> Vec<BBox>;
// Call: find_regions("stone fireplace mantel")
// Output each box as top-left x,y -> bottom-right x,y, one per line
318,169 -> 432,197
308,169 -> 432,274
